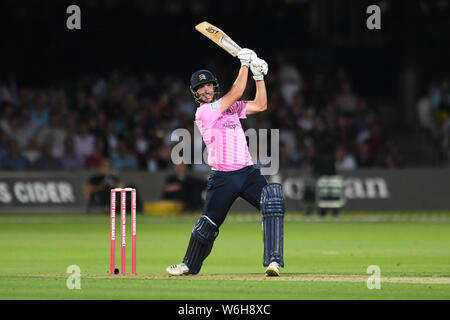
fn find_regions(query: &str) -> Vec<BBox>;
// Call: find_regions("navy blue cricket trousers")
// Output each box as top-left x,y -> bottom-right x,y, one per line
203,165 -> 268,227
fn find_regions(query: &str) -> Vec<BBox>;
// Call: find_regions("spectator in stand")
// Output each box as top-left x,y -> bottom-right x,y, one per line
154,92 -> 174,123
154,143 -> 173,170
279,129 -> 300,167
354,99 -> 371,131
2,115 -> 31,150
431,80 -> 450,159
37,113 -> 67,158
111,140 -> 137,170
29,93 -> 49,134
132,126 -> 149,157
0,131 -> 10,162
65,116 -> 78,139
60,138 -> 84,170
0,83 -> 17,104
104,121 -> 119,155
85,138 -> 108,169
440,92 -> 450,158
335,146 -> 357,171
137,102 -> 158,134
431,80 -> 450,121
278,143 -> 290,169
356,142 -> 374,167
102,87 -> 123,122
379,139 -> 405,168
145,147 -> 158,172
123,93 -> 140,123
91,111 -> 108,141
130,126 -> 149,169
86,159 -> 123,211
73,122 -> 95,162
366,123 -> 385,163
0,104 -> 15,135
276,54 -> 303,105
46,88 -> 59,113
161,162 -> 206,212
0,140 -> 29,170
177,88 -> 196,116
335,82 -> 358,117
322,103 -> 338,133
335,115 -> 356,148
33,144 -> 63,170
22,138 -> 41,166
85,96 -> 101,126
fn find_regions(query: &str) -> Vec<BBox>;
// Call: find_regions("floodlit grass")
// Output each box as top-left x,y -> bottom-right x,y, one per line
0,212 -> 449,300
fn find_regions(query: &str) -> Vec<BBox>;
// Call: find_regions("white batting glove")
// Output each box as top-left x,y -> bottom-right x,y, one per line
237,48 -> 256,68
250,57 -> 268,81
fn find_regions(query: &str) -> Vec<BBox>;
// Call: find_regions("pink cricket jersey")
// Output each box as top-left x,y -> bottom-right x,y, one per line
195,98 -> 253,171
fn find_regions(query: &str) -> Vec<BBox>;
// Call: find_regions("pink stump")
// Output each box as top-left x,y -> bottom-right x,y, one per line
120,190 -> 126,275
131,189 -> 136,275
110,190 -> 116,275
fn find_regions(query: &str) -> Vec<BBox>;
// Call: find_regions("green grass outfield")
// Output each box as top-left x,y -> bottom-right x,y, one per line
0,212 -> 449,300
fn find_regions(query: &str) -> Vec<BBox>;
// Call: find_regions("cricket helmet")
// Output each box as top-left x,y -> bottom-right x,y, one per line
190,69 -> 220,104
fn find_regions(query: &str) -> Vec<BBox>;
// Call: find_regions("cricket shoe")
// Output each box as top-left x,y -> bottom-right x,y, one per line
265,262 -> 280,277
166,263 -> 190,276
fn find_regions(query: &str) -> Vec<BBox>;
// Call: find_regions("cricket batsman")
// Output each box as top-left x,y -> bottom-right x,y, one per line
166,48 -> 285,277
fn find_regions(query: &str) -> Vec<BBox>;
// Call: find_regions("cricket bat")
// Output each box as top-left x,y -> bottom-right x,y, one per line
195,21 -> 242,57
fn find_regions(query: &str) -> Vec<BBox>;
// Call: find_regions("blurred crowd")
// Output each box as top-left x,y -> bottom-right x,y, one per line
0,60 -> 403,173
416,78 -> 450,162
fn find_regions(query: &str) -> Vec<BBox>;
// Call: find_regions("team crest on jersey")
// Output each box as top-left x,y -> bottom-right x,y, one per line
199,74 -> 206,81
210,101 -> 219,111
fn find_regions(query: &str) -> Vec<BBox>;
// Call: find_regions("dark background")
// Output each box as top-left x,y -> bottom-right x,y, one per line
1,0 -> 449,96
0,0 -> 449,168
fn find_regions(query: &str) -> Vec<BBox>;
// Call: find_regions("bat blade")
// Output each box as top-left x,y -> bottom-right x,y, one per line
195,21 -> 242,57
